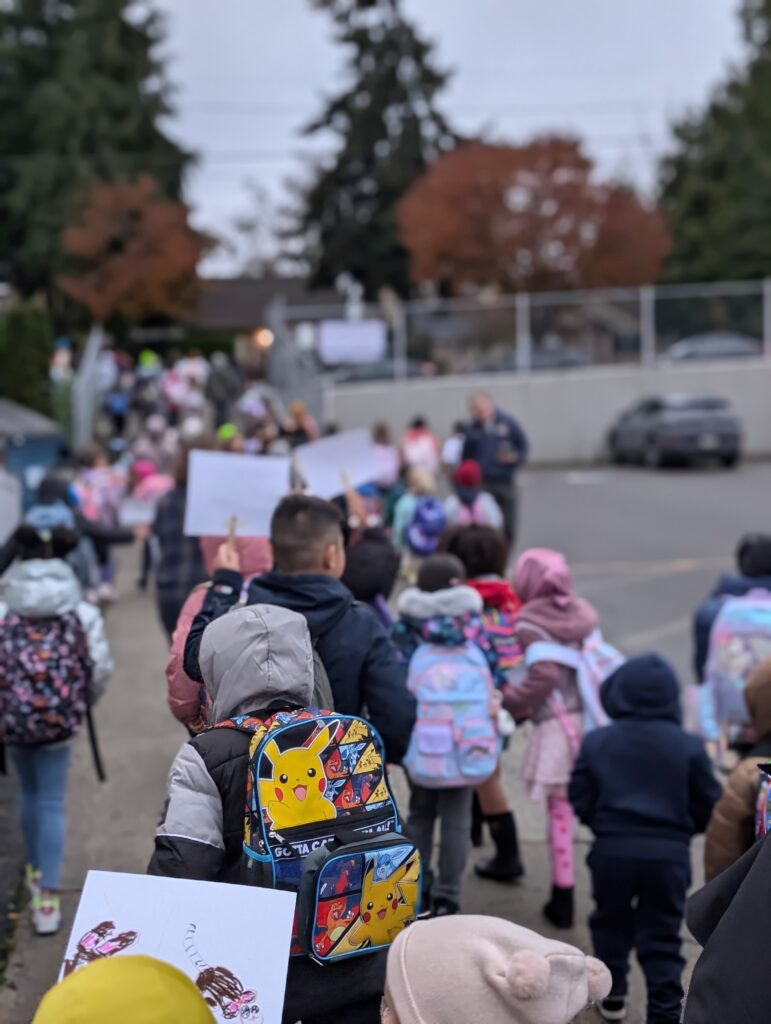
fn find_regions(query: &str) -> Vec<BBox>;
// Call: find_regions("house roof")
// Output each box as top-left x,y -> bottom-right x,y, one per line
0,400 -> 61,440
192,275 -> 341,332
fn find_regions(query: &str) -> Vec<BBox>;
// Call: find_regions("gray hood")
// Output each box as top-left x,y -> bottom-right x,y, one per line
0,558 -> 81,617
199,604 -> 314,722
397,585 -> 483,621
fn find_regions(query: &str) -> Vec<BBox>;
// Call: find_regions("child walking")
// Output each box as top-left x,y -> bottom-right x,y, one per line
570,654 -> 720,1023
394,554 -> 503,915
0,507 -> 112,935
440,524 -> 524,881
502,548 -> 599,929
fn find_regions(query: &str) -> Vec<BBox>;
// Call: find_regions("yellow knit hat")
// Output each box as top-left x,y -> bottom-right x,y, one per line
33,955 -> 215,1024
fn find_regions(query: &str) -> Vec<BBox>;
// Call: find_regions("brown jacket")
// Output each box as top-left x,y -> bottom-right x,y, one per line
704,658 -> 771,882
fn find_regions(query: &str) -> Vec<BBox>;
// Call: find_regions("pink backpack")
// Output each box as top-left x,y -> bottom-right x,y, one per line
454,497 -> 486,526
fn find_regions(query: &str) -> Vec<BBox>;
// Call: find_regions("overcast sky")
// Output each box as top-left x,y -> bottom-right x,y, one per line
155,0 -> 746,274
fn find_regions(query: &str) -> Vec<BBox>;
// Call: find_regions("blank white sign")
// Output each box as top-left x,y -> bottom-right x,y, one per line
184,450 -> 290,537
60,871 -> 295,1024
293,428 -> 378,499
317,319 -> 387,366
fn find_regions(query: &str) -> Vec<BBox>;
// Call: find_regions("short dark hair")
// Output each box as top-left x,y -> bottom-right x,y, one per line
439,524 -> 508,579
410,416 -> 428,430
737,533 -> 771,578
14,524 -> 79,561
417,554 -> 467,593
271,494 -> 344,572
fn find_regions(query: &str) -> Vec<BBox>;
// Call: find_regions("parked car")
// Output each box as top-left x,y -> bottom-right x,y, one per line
608,394 -> 742,468
662,331 -> 761,362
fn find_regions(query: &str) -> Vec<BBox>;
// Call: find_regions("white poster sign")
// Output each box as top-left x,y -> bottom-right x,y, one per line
60,871 -> 295,1024
293,429 -> 378,499
317,319 -> 387,366
184,451 -> 290,538
118,498 -> 157,528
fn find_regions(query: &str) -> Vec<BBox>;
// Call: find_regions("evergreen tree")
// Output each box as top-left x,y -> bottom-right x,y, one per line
289,0 -> 455,298
659,0 -> 771,282
0,0 -> 191,298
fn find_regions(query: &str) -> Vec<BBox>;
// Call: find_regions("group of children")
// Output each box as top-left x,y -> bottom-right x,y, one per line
5,449 -> 771,1023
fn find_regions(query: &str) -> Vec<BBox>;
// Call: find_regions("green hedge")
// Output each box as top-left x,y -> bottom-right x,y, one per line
0,301 -> 55,415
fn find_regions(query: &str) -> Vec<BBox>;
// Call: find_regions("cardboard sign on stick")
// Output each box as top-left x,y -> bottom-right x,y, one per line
60,871 -> 295,1024
293,429 -> 378,499
184,450 -> 290,537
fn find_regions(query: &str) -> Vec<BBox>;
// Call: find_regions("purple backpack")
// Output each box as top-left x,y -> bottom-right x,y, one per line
405,497 -> 447,556
0,611 -> 91,746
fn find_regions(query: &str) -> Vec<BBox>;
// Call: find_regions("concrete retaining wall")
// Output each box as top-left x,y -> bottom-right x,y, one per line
326,359 -> 771,464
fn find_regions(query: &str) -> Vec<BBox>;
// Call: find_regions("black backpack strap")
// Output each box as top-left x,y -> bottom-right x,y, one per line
86,706 -> 106,783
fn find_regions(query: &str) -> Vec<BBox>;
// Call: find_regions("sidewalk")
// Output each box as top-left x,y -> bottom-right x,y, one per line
0,563 -> 704,1023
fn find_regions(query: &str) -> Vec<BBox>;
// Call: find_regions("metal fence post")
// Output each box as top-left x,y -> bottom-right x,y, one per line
515,292 -> 532,373
764,279 -> 771,359
640,285 -> 656,369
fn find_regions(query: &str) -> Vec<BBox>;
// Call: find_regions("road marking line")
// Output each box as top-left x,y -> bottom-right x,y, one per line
618,616 -> 692,651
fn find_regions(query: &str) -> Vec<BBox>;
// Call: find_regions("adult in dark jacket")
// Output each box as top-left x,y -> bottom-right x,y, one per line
184,494 -> 415,764
150,604 -> 387,1024
692,532 -> 771,680
570,654 -> 721,1024
462,392 -> 528,543
152,439 -> 209,638
683,832 -> 771,1024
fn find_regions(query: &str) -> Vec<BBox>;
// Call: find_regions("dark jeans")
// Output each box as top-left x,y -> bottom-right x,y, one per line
409,785 -> 473,905
485,479 -> 518,544
589,849 -> 690,1024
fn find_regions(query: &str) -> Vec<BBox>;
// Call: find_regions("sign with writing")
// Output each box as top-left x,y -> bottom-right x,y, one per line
61,871 -> 296,1024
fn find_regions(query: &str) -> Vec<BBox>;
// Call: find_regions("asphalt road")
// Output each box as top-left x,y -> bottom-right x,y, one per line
1,460 -> 769,1023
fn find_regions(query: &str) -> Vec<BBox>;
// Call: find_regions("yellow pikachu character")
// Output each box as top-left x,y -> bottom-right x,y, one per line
334,856 -> 419,954
260,725 -> 337,830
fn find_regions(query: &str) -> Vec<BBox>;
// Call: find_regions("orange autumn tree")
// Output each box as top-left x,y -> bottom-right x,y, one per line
398,137 -> 669,294
59,174 -> 210,322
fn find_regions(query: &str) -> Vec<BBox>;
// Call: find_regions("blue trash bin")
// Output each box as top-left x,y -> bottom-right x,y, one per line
0,400 -> 64,510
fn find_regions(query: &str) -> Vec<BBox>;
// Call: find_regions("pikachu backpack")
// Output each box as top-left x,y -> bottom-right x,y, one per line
216,708 -> 421,963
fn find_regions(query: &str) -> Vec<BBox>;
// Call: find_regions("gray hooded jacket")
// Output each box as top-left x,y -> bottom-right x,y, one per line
148,604 -> 387,1019
150,604 -> 315,882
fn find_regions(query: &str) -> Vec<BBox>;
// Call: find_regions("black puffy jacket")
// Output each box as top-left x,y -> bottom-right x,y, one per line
184,569 -> 415,764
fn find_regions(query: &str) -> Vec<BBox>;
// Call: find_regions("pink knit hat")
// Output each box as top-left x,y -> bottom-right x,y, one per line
386,916 -> 611,1024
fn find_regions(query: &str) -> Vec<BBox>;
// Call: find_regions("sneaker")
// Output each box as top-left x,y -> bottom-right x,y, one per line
24,865 -> 42,902
32,894 -> 61,936
599,996 -> 627,1021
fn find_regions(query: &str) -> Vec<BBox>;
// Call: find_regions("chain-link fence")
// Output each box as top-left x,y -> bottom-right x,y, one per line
272,279 -> 771,391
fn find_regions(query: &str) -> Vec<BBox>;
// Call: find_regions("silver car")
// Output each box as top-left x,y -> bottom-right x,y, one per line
609,394 -> 742,468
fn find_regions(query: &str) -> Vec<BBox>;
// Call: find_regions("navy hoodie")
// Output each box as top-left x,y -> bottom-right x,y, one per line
184,568 -> 416,764
569,653 -> 721,860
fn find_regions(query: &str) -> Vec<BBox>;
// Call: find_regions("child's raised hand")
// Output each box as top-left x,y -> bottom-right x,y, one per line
213,541 -> 241,573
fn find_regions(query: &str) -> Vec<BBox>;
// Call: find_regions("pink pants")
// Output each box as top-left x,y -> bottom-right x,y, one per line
547,794 -> 575,888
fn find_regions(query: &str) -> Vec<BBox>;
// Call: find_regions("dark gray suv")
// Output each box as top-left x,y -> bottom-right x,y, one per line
608,394 -> 742,468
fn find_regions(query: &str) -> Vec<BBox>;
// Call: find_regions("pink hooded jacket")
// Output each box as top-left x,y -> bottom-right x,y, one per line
503,548 -> 598,725
165,534 -> 272,730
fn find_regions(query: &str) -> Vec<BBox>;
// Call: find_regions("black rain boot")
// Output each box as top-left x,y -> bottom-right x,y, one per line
543,884 -> 574,930
474,811 -> 524,883
471,794 -> 485,848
